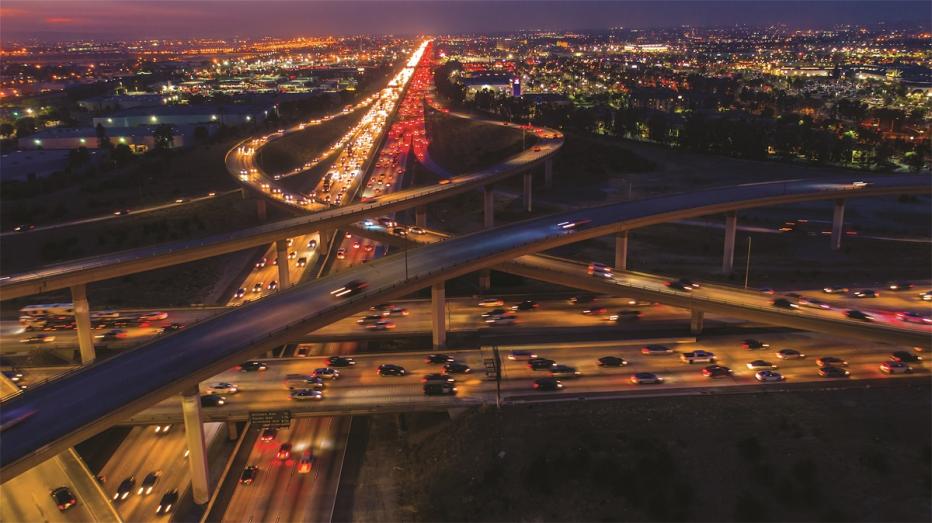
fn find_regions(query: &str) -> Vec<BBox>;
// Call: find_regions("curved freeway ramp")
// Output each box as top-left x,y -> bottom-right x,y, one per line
1,174 -> 930,481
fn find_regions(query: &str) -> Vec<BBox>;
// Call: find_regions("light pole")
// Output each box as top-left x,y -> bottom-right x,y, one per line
743,236 -> 752,289
404,236 -> 409,281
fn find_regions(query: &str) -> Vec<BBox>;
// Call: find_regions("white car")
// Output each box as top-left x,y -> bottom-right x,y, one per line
207,382 -> 238,394
776,349 -> 805,360
680,350 -> 715,364
755,370 -> 785,382
153,424 -> 172,434
747,360 -> 777,371
879,361 -> 912,374
478,298 -> 505,307
313,368 -> 340,380
139,312 -> 168,322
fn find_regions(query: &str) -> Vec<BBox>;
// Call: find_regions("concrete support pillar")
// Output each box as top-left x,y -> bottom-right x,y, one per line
181,385 -> 210,505
415,206 -> 427,228
544,158 -> 553,189
431,282 -> 446,349
483,185 -> 494,228
479,270 -> 491,290
690,310 -> 704,335
70,284 -> 96,365
523,172 -> 532,213
722,211 -> 737,274
255,198 -> 267,222
226,421 -> 239,441
831,199 -> 845,251
276,239 -> 289,288
615,231 -> 629,271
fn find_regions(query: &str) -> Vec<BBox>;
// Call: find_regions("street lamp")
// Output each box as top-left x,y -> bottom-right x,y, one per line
744,236 -> 752,289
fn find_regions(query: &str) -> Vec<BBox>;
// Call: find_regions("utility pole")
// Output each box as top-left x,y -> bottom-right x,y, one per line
744,236 -> 752,289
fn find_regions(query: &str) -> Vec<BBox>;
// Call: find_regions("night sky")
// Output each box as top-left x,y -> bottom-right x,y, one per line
1,1 -> 928,41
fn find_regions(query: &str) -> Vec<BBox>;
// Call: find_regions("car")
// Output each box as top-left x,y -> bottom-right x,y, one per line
296,257 -> 308,267
742,339 -> 770,350
391,227 -> 408,236
260,428 -> 277,442
239,361 -> 267,372
163,323 -> 185,332
597,356 -> 628,367
478,298 -> 505,307
101,328 -> 128,340
21,334 -> 55,343
268,281 -> 278,291
772,298 -> 799,309
487,313 -> 518,326
507,350 -> 539,361
426,353 -> 454,364
155,490 -> 179,515
798,296 -> 832,310
776,349 -> 805,360
533,377 -> 564,391
139,312 -> 168,322
308,239 -> 318,249
200,395 -> 225,407
298,451 -> 313,474
313,367 -> 340,379
512,300 -> 540,311
609,310 -> 642,322
276,443 -> 293,460
681,350 -> 715,364
294,345 -> 311,357
326,356 -> 356,367
896,311 -> 932,324
330,280 -> 368,298
336,248 -> 346,259
816,356 -> 848,368
818,366 -> 850,378
758,287 -> 776,295
920,290 -> 932,302
255,258 -> 267,269
240,466 -> 258,485
846,309 -> 874,321
568,295 -> 596,305
550,364 -> 580,378
234,288 -> 246,299
353,241 -> 361,249
422,373 -> 456,384
357,314 -> 384,325
113,476 -> 136,501
290,388 -> 324,400
587,262 -> 613,278
755,370 -> 785,382
377,364 -> 407,376
51,486 -> 77,511
205,382 -> 238,396
424,382 -> 457,396
641,344 -> 673,355
153,424 -> 172,434
528,358 -> 556,370
384,306 -> 409,317
630,372 -> 663,384
284,374 -> 324,390
853,289 -> 878,298
581,306 -> 608,316
665,280 -> 693,292
481,308 -> 508,319
702,365 -> 733,378
888,281 -> 913,291
879,361 -> 912,374
138,471 -> 160,495
408,226 -> 426,235
746,360 -> 777,371
890,351 -> 921,363
252,283 -> 264,293
556,219 -> 591,230
823,286 -> 849,294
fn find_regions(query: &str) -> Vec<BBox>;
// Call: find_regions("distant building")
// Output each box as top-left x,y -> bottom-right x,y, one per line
21,124 -> 217,152
92,104 -> 276,128
462,74 -> 516,100
0,149 -> 98,182
77,93 -> 169,112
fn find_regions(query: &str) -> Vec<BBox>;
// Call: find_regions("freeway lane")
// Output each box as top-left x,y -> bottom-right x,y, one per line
115,332 -> 925,423
2,174 -> 930,480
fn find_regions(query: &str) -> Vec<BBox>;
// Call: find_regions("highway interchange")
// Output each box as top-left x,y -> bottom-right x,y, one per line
0,37 -> 929,523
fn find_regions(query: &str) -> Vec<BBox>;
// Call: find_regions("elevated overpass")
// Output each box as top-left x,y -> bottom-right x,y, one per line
1,174 -> 930,481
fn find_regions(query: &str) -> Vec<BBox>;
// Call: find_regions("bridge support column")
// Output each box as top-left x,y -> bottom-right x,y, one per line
544,158 -> 553,189
181,385 -> 210,505
255,198 -> 267,222
615,231 -> 629,271
70,284 -> 96,365
690,310 -> 704,335
276,239 -> 289,288
226,421 -> 239,441
415,206 -> 427,228
722,211 -> 737,274
483,185 -> 494,228
523,172 -> 532,212
831,199 -> 845,251
431,282 -> 446,349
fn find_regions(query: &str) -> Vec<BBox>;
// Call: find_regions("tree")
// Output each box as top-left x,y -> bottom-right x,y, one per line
67,147 -> 91,170
903,150 -> 925,172
15,117 -> 36,138
96,123 -> 111,150
193,125 -> 209,145
112,143 -> 134,165
152,124 -> 174,151
0,123 -> 14,137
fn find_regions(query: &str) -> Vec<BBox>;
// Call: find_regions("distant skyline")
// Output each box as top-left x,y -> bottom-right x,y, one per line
1,1 -> 928,42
